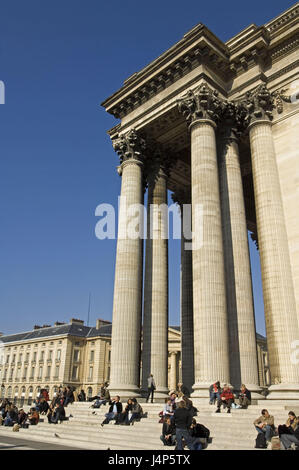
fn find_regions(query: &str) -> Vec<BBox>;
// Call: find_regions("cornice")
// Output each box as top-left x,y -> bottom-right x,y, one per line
101,4 -> 299,123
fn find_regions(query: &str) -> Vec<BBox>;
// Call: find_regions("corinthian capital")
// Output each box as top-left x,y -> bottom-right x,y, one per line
177,82 -> 224,127
239,84 -> 274,126
112,129 -> 146,165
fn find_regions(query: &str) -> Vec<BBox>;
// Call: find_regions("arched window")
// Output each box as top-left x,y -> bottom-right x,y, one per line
14,386 -> 19,397
21,386 -> 26,397
28,386 -> 33,397
87,387 -> 93,399
1,386 -> 5,399
36,386 -> 41,398
7,386 -> 12,398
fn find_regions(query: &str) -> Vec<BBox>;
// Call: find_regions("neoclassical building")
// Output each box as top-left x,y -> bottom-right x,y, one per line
101,4 -> 299,401
0,318 -> 269,402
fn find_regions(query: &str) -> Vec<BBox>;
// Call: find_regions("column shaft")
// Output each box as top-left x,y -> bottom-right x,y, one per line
180,206 -> 194,394
169,352 -> 177,392
249,120 -> 299,399
191,120 -> 230,397
109,159 -> 144,397
142,168 -> 169,397
219,135 -> 262,397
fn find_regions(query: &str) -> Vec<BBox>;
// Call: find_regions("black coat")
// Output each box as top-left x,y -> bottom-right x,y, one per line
108,400 -> 122,414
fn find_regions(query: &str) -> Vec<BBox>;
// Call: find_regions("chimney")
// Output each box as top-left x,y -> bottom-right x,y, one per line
54,321 -> 66,327
33,325 -> 42,330
96,319 -> 112,330
70,318 -> 84,325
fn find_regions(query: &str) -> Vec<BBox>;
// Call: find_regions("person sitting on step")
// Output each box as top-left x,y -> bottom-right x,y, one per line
215,384 -> 234,413
101,396 -> 123,426
126,398 -> 143,425
237,384 -> 251,409
160,416 -> 176,446
279,411 -> 299,450
254,409 -> 276,446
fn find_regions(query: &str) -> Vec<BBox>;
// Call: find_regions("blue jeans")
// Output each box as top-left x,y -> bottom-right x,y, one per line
176,428 -> 195,450
280,434 -> 299,449
209,392 -> 220,404
255,425 -> 275,442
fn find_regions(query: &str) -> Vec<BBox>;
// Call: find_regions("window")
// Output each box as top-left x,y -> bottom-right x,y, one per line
3,369 -> 7,380
33,352 -> 37,361
90,350 -> 94,362
71,366 -> 78,380
19,353 -> 22,363
48,350 -> 53,360
23,367 -> 27,379
16,368 -> 21,380
73,350 -> 80,362
47,365 -> 51,377
12,354 -> 16,364
40,351 -> 44,361
55,365 -> 60,377
31,367 -> 35,378
10,368 -> 14,379
6,355 -> 9,364
38,366 -> 43,379
56,350 -> 61,360
25,353 -> 29,362
88,366 -> 93,380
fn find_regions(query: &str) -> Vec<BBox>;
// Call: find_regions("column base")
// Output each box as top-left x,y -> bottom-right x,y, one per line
108,384 -> 141,400
266,384 -> 299,400
191,382 -> 211,399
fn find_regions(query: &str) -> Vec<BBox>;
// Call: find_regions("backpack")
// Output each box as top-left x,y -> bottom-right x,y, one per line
255,433 -> 267,448
197,424 -> 210,439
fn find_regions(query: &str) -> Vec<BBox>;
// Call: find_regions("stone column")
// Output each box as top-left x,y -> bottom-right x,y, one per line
178,83 -> 230,398
142,164 -> 169,398
218,104 -> 262,398
169,351 -> 178,392
244,85 -> 299,399
173,189 -> 194,394
108,130 -> 145,397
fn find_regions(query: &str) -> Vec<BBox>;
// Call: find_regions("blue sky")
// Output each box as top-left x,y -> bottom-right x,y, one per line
0,0 -> 294,336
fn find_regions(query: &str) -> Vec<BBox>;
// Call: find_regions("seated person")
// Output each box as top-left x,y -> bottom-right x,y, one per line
78,389 -> 86,402
160,416 -> 176,446
169,392 -> 177,409
279,412 -> 299,450
4,405 -> 18,426
238,384 -> 251,409
64,387 -> 74,407
101,396 -> 122,426
209,381 -> 221,405
39,398 -> 50,415
278,411 -> 298,436
126,398 -> 143,425
91,386 -> 110,409
118,399 -> 133,424
17,409 -> 28,427
254,409 -> 275,445
189,418 -> 210,450
28,407 -> 40,425
163,398 -> 175,420
50,403 -> 66,424
216,384 -> 234,413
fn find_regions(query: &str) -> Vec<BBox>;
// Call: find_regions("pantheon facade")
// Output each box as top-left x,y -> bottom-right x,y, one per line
101,4 -> 299,401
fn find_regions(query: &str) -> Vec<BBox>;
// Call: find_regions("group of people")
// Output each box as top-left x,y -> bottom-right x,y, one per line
0,398 -> 40,429
209,382 -> 251,413
100,396 -> 144,426
89,382 -> 110,408
254,409 -> 299,450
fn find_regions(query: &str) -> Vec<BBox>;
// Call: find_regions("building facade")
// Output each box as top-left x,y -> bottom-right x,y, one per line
0,319 -> 269,402
101,4 -> 299,400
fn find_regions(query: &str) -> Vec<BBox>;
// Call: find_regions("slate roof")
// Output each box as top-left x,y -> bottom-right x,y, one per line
0,322 -> 112,344
0,323 -> 266,344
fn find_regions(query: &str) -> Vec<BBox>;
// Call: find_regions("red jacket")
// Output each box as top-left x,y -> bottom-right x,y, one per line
220,390 -> 234,400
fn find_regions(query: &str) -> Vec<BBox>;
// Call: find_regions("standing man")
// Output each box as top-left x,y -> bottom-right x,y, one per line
146,374 -> 156,403
173,400 -> 195,450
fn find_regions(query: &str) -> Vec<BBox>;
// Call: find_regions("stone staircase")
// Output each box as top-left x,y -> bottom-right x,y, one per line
0,401 -> 297,450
